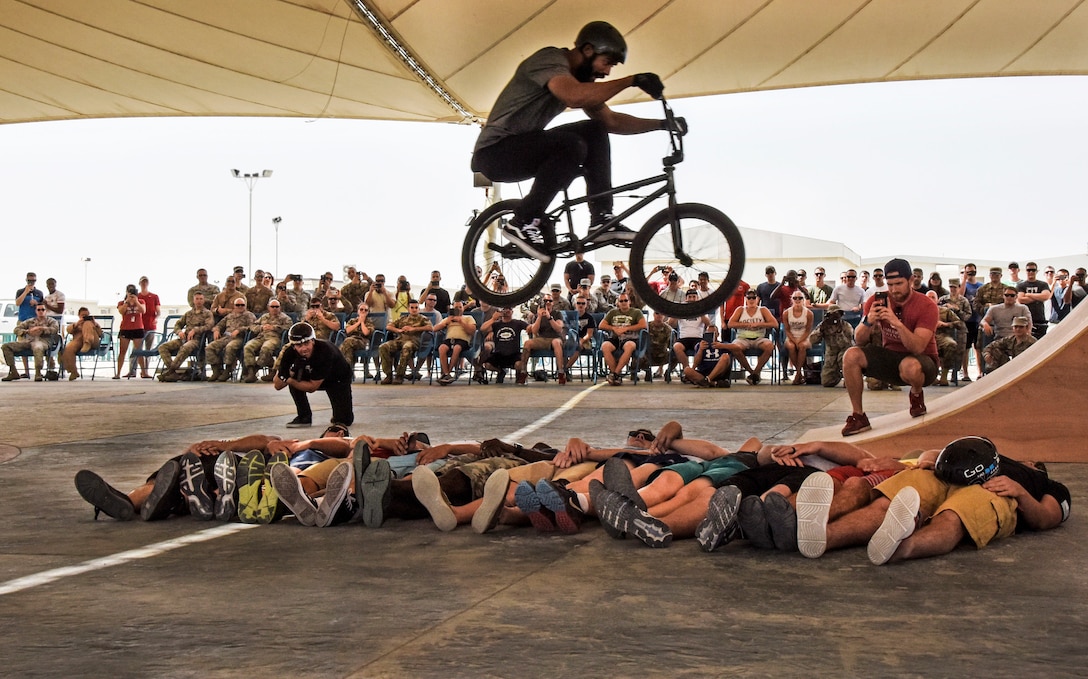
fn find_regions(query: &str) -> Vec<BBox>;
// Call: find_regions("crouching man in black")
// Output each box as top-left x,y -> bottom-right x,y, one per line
274,322 -> 354,429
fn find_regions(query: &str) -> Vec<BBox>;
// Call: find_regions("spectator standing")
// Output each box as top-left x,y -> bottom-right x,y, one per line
1016,262 -> 1052,339
133,276 -> 160,379
114,286 -> 146,380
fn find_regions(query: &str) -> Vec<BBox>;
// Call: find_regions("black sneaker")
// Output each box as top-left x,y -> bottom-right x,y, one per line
179,452 -> 215,520
536,479 -> 584,534
502,217 -> 553,263
285,416 -> 312,428
588,479 -> 625,539
141,459 -> 183,521
75,470 -> 135,521
737,494 -> 773,549
763,492 -> 798,551
592,483 -> 672,548
587,215 -> 636,247
602,457 -> 646,510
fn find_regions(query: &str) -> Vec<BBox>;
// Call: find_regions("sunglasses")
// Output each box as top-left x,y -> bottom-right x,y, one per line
233,303 -> 246,307
845,275 -> 856,279
310,304 -> 322,308
1004,293 -> 1017,297
792,296 -> 805,300
628,430 -> 654,441
575,302 -> 587,305
1026,268 -> 1038,273
269,304 -> 281,308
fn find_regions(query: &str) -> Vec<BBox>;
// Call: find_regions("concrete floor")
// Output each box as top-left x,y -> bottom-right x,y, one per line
0,376 -> 1085,677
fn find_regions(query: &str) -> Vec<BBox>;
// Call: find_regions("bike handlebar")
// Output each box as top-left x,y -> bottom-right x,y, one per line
661,97 -> 684,167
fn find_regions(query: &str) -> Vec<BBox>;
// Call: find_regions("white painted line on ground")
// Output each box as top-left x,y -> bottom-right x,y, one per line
1,383 -> 601,598
0,523 -> 257,597
502,382 -> 604,441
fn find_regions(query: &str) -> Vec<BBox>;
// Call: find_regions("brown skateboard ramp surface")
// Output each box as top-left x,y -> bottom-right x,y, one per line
798,300 -> 1088,462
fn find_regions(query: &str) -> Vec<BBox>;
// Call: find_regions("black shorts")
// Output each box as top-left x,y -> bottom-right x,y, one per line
443,338 -> 470,352
860,344 -> 938,387
487,353 -> 519,369
678,337 -> 701,352
965,320 -> 979,346
119,329 -> 146,340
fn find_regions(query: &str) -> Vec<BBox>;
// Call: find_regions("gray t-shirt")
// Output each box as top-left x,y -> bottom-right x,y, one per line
472,47 -> 571,155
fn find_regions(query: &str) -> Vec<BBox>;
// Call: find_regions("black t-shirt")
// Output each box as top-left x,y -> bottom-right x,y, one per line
998,455 -> 1072,531
564,260 -> 595,289
1016,280 -> 1050,324
277,339 -> 352,388
576,312 -> 597,336
428,286 -> 451,314
491,319 -> 528,356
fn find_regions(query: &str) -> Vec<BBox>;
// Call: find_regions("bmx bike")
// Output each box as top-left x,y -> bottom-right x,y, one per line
461,97 -> 745,318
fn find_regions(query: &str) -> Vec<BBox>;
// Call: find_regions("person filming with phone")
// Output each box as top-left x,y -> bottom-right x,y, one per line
841,258 -> 939,436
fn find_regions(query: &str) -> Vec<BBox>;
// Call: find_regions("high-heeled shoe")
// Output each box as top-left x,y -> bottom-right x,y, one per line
74,470 -> 135,521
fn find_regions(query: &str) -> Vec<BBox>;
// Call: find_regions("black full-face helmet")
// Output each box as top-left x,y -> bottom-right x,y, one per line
575,21 -> 627,63
934,436 -> 1000,486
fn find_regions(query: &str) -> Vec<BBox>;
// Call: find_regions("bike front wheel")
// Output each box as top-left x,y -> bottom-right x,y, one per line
462,199 -> 555,308
628,203 -> 745,318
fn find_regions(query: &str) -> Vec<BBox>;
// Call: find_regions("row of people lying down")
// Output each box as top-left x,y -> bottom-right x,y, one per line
74,422 -> 1071,565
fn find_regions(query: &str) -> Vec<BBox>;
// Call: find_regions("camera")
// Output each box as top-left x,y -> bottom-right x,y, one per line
873,291 -> 888,306
291,274 -> 303,282
399,281 -> 411,292
450,307 -> 462,317
668,272 -> 679,282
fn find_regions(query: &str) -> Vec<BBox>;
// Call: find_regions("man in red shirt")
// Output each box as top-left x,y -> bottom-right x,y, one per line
841,258 -> 939,436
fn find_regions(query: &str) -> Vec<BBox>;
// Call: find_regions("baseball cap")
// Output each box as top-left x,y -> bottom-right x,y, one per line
1012,316 -> 1029,327
579,278 -> 591,286
826,304 -> 842,314
550,283 -> 562,291
883,258 -> 912,281
1008,262 -> 1019,269
601,275 -> 611,282
234,265 -> 245,273
989,266 -> 1003,274
765,265 -> 776,274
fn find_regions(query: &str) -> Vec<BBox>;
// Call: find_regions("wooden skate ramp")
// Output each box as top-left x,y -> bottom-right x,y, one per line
798,301 -> 1088,462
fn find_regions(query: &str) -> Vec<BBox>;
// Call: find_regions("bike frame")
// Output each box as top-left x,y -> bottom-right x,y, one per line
543,98 -> 688,257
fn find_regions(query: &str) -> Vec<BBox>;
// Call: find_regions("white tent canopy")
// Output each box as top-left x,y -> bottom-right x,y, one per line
3,0 -> 1087,126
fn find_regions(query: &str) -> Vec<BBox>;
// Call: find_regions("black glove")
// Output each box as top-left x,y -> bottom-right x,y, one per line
633,73 -> 664,100
666,116 -> 688,136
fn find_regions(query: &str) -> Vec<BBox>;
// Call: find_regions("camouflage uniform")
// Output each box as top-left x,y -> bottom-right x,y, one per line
808,316 -> 854,387
938,294 -> 971,323
187,283 -> 220,309
379,313 -> 430,379
340,280 -> 370,312
244,286 -> 273,315
302,309 -> 340,341
157,307 -> 215,373
641,319 -> 673,371
935,306 -> 967,384
984,334 -> 1036,372
339,316 -> 376,368
286,288 -> 311,311
205,311 -> 257,378
2,315 -> 60,378
972,281 -> 1007,319
243,311 -> 293,376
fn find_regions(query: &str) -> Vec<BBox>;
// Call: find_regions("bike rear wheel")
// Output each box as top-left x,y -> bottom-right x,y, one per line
628,203 -> 745,318
462,199 -> 555,308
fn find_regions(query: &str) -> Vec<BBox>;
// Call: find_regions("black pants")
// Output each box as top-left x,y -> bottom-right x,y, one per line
290,380 -> 354,426
472,119 -> 613,222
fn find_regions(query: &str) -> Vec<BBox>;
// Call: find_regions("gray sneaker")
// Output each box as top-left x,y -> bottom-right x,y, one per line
737,494 -> 773,549
695,486 -> 741,552
763,492 -> 799,551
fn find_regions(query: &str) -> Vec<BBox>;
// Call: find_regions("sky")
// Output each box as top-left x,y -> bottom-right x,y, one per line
2,75 -> 1085,307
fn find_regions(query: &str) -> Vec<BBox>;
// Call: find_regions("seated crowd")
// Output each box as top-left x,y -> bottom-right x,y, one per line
74,419 -> 1071,568
6,259 -> 1085,388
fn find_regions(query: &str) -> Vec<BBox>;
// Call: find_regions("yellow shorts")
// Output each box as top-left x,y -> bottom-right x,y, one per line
875,469 -> 1016,548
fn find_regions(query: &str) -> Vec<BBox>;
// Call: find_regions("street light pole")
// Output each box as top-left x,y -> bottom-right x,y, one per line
81,257 -> 91,299
272,216 -> 282,277
231,169 -> 273,278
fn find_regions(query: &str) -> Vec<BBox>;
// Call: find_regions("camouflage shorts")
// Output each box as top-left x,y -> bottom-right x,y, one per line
435,454 -> 526,499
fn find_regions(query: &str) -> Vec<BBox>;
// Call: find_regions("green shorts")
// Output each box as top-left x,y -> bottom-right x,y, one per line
652,457 -> 750,487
